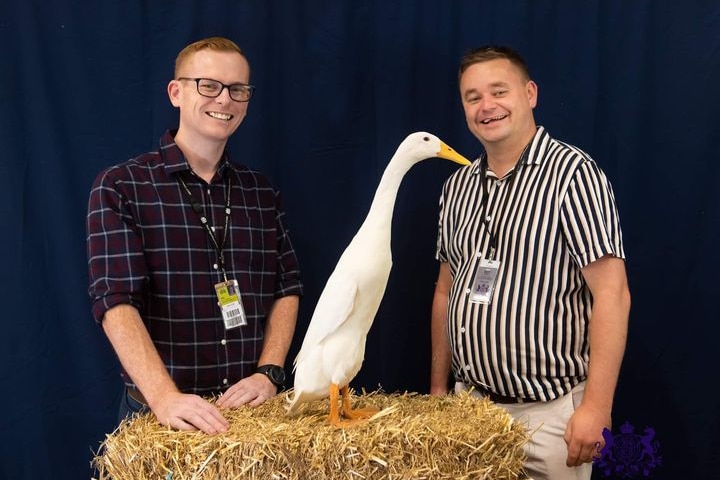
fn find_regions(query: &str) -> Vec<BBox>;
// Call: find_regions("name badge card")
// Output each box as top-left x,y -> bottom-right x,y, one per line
470,258 -> 501,304
214,279 -> 247,329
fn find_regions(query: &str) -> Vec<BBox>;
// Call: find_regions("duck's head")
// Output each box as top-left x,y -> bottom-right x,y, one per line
397,132 -> 472,167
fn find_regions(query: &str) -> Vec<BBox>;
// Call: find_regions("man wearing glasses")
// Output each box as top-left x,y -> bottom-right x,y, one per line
87,37 -> 303,434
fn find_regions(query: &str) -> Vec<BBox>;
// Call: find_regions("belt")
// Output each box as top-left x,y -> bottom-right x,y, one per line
474,386 -> 534,404
127,386 -> 148,406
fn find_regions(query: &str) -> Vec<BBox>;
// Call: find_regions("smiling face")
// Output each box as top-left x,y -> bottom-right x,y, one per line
168,49 -> 251,146
459,58 -> 537,153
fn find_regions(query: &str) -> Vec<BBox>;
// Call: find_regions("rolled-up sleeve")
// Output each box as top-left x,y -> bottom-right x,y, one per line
86,168 -> 147,323
273,189 -> 303,298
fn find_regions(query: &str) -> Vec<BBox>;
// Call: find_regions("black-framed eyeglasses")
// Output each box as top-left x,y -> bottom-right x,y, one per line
177,77 -> 255,102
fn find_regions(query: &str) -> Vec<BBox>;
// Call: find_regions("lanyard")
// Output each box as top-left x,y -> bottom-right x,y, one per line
176,172 -> 233,282
476,152 -> 526,260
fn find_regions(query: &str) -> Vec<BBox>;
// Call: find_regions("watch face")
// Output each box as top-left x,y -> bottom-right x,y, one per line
270,367 -> 285,385
258,365 -> 285,386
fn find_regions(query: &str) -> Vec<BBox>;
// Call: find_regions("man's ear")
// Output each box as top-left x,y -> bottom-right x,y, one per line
527,80 -> 538,109
168,80 -> 181,107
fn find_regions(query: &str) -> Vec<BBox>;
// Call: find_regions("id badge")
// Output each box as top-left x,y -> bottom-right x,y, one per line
470,258 -> 501,304
214,279 -> 247,329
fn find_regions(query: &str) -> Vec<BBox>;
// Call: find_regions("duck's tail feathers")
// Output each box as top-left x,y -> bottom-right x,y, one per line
284,388 -> 310,416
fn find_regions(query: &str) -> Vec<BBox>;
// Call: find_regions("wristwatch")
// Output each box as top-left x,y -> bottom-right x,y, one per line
256,364 -> 286,390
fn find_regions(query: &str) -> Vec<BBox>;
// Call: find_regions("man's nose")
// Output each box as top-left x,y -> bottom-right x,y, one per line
480,97 -> 496,111
215,86 -> 232,103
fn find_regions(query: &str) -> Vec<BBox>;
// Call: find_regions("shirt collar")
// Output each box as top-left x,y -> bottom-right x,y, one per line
526,126 -> 550,167
470,126 -> 550,176
159,129 -> 232,179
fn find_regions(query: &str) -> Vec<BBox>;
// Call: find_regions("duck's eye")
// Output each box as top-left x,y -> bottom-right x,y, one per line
423,136 -> 430,141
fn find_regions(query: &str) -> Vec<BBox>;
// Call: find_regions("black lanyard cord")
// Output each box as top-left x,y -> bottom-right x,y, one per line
477,150 -> 527,260
176,172 -> 233,281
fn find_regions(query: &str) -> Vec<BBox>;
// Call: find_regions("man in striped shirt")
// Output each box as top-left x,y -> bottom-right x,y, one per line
87,37 -> 303,435
430,46 -> 630,480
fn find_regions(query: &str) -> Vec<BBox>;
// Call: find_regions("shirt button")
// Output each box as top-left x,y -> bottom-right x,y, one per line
464,365 -> 471,371
465,288 -> 471,294
220,339 -> 227,345
222,378 -> 228,385
460,327 -> 466,333
485,215 -> 492,222
213,263 -> 219,269
211,226 -> 216,232
495,180 -> 502,186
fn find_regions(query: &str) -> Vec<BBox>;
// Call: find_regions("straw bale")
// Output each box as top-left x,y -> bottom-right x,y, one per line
93,390 -> 528,479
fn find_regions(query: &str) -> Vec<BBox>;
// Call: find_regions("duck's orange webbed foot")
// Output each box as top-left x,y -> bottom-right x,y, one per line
326,385 -> 378,427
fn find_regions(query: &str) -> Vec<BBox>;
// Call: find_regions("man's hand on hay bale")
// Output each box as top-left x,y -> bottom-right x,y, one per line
151,391 -> 230,435
217,373 -> 278,409
149,374 -> 277,435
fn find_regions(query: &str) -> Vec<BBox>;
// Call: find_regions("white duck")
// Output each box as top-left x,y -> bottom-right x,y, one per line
286,132 -> 470,426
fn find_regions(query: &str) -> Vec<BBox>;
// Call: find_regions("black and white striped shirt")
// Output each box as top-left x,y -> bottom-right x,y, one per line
436,127 -> 625,401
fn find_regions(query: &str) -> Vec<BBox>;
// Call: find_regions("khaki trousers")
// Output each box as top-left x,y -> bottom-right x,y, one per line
456,381 -> 592,480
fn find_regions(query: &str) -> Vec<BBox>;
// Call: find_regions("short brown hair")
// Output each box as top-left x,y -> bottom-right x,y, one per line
174,36 -> 246,77
459,46 -> 531,81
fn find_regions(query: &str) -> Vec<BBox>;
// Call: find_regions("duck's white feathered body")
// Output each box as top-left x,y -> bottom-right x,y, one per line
287,222 -> 392,411
286,132 -> 469,417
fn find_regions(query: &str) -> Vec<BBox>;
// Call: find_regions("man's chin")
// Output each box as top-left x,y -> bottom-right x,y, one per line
206,122 -> 243,140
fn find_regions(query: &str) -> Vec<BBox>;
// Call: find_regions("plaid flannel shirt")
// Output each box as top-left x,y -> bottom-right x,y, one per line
87,131 -> 303,394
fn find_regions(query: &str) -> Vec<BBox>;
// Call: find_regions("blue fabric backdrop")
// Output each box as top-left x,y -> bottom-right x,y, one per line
1,1 -> 718,478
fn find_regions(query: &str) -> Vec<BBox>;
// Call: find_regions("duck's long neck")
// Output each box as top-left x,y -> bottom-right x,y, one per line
359,158 -> 414,233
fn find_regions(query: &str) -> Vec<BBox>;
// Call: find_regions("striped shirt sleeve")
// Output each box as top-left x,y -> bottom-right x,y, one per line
561,159 -> 625,268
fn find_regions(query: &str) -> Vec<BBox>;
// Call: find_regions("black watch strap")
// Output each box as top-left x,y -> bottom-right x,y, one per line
256,364 -> 286,389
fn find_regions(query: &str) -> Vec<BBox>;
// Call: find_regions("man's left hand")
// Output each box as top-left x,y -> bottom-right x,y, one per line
216,373 -> 277,409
